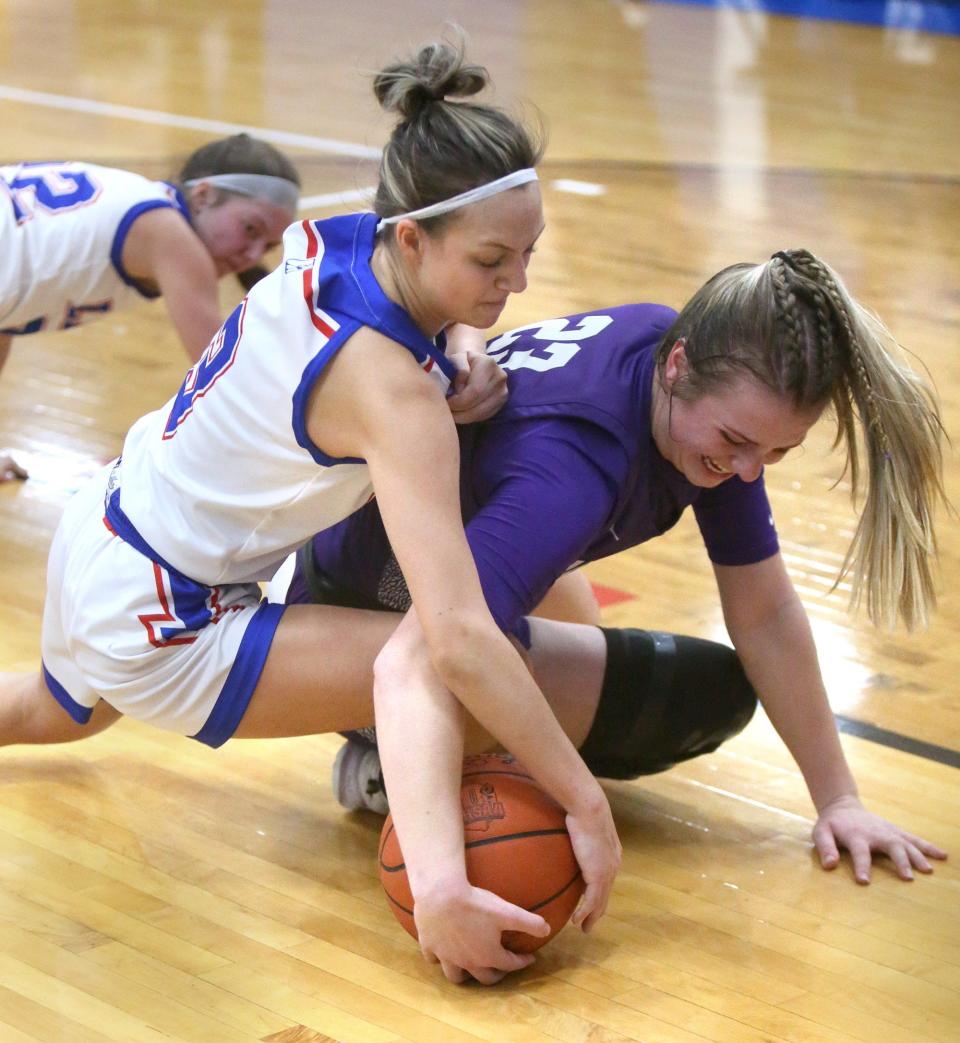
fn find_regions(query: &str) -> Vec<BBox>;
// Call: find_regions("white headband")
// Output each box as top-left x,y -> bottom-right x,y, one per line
184,173 -> 299,213
376,168 -> 538,233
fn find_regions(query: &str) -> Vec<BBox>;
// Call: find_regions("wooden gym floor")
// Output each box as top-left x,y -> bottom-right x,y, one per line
0,1 -> 957,1040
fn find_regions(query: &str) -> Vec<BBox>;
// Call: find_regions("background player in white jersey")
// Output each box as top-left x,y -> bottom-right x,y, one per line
0,133 -> 301,480
0,38 -> 621,985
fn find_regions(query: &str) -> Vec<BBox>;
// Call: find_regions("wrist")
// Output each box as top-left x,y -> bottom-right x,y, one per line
813,788 -> 861,815
409,865 -> 471,908
803,756 -> 859,814
567,777 -> 610,820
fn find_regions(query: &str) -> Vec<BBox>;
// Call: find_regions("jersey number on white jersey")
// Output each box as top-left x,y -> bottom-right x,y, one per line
6,163 -> 102,223
163,300 -> 246,439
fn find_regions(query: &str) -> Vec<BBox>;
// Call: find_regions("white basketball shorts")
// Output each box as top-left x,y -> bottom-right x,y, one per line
40,465 -> 285,746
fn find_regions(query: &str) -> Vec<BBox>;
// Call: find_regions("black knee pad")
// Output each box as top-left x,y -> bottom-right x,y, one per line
578,627 -> 757,780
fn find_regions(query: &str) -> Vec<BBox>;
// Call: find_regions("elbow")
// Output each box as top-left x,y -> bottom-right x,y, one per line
372,632 -> 424,705
370,616 -> 471,697
373,611 -> 495,705
426,615 -> 501,698
369,609 -> 507,713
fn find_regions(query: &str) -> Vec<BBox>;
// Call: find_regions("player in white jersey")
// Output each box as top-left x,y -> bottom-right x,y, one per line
0,39 -> 622,984
0,133 -> 300,480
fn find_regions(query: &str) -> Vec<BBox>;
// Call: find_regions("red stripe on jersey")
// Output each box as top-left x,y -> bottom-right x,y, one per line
301,221 -> 336,338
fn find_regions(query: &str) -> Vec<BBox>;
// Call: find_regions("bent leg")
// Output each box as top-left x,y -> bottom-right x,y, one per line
276,558 -> 755,772
231,603 -> 399,738
571,627 -> 757,779
0,671 -> 121,745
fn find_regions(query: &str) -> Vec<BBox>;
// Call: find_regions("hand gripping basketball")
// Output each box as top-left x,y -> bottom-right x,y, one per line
379,753 -> 585,953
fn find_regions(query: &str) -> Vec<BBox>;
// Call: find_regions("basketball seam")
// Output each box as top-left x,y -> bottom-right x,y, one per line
380,827 -> 572,872
384,890 -> 414,917
528,871 -> 583,912
464,827 -> 570,851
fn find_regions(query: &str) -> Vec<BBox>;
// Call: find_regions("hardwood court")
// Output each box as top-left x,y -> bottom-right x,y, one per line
0,1 -> 958,1040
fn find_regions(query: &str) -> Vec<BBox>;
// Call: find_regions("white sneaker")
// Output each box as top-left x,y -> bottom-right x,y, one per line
332,740 -> 389,814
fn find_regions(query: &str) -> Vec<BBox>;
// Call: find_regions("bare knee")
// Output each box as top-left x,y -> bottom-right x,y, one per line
0,672 -> 120,745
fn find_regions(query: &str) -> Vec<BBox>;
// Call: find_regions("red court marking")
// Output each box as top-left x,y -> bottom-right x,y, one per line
590,582 -> 636,608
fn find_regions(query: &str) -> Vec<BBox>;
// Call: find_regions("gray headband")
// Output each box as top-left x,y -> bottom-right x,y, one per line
376,169 -> 539,233
184,173 -> 299,213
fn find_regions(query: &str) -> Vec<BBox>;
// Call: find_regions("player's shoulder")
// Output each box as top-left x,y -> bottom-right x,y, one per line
531,302 -> 677,349
571,302 -> 678,355
282,213 -> 437,357
295,211 -> 374,253
55,164 -> 175,223
337,324 -> 435,387
278,212 -> 375,298
600,301 -> 677,331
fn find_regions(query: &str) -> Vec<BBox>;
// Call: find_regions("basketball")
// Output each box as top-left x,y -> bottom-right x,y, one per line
378,753 -> 584,953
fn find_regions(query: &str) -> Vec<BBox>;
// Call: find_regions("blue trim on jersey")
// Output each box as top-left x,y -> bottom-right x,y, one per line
105,484 -> 184,577
109,198 -> 177,299
289,212 -> 457,465
291,318 -> 367,466
105,484 -> 230,638
190,600 -> 286,748
163,183 -> 193,225
164,569 -> 218,640
41,663 -> 93,724
347,214 -> 459,384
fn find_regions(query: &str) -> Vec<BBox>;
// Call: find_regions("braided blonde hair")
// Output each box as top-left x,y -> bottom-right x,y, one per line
656,249 -> 947,629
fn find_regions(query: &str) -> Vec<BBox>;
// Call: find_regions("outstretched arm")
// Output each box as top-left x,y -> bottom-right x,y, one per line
121,208 -> 223,362
307,330 -> 620,982
714,555 -> 947,883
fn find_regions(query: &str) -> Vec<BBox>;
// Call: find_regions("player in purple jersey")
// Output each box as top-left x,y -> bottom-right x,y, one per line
289,301 -> 781,638
286,251 -> 949,953
0,134 -> 300,481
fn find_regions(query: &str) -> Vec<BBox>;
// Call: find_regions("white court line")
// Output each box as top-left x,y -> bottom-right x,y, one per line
0,84 -> 613,214
681,778 -> 814,825
299,187 -> 374,211
552,178 -> 606,196
0,83 -> 381,159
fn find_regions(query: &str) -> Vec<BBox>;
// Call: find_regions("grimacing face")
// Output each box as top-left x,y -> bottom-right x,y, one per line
654,342 -> 825,488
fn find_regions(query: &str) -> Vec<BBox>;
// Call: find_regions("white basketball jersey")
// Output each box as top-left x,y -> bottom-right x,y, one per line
0,161 -> 186,334
108,213 -> 456,586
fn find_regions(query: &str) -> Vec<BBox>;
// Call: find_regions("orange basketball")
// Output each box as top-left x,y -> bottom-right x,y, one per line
378,753 -> 584,953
